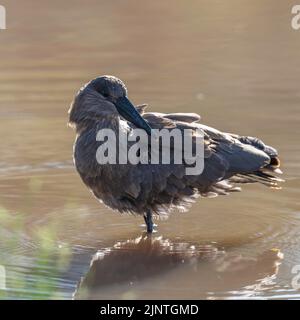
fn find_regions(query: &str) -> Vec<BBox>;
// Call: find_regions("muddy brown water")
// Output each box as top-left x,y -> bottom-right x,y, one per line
0,0 -> 300,299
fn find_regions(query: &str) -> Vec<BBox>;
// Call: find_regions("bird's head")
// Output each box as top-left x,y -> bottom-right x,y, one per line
68,75 -> 152,134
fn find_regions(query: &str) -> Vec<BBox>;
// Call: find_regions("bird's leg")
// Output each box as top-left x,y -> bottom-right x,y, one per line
143,209 -> 154,233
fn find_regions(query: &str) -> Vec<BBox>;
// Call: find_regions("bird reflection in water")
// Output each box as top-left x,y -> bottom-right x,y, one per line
74,235 -> 283,299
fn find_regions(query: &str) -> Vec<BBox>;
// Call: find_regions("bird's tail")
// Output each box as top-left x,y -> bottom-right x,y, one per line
228,155 -> 284,189
230,171 -> 284,189
224,135 -> 284,189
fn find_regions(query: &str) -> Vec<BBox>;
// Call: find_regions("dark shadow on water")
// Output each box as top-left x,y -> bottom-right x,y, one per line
74,235 -> 283,299
75,235 -> 217,291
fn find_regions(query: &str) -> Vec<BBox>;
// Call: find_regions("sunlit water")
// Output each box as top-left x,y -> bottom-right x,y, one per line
0,0 -> 300,299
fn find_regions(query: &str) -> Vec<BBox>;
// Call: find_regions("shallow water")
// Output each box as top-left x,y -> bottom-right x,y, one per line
0,0 -> 300,299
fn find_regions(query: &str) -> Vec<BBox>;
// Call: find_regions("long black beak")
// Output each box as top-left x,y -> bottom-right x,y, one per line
115,96 -> 152,135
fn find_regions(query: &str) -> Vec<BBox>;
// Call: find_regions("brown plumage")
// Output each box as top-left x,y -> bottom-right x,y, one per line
68,75 -> 283,233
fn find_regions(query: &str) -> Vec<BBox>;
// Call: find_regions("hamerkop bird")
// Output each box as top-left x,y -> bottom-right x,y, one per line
68,75 -> 283,233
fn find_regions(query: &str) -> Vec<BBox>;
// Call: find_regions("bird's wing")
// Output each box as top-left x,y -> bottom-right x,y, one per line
124,113 -> 283,214
223,133 -> 283,186
196,124 -> 271,173
76,112 -> 282,215
136,104 -> 148,114
163,112 -> 201,123
141,112 -> 177,129
123,112 -> 233,214
227,133 -> 279,159
142,111 -> 200,124
192,126 -> 283,186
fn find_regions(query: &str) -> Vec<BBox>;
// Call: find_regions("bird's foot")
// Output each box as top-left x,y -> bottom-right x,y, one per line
140,223 -> 158,228
140,223 -> 158,234
143,210 -> 157,234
